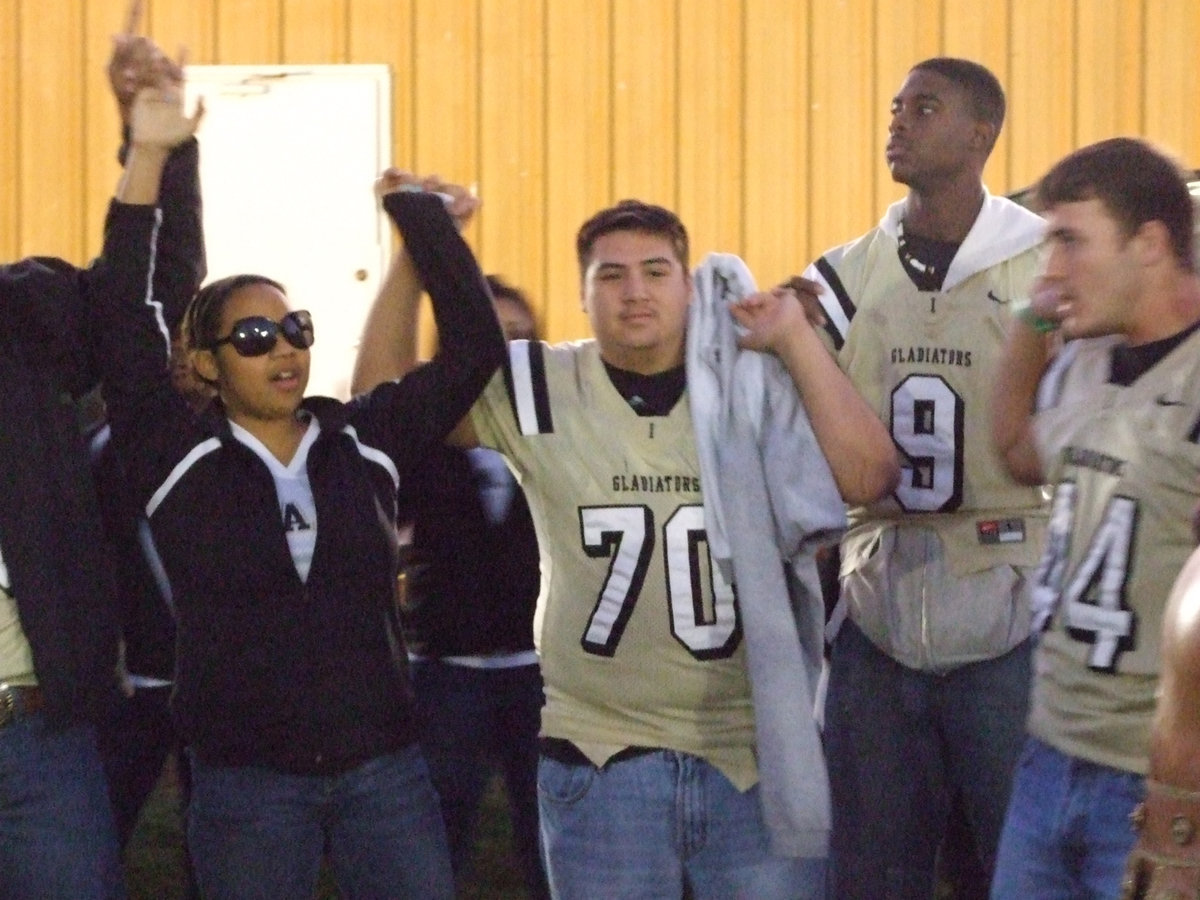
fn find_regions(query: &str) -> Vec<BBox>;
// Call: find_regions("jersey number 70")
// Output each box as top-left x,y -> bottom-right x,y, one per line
577,504 -> 741,660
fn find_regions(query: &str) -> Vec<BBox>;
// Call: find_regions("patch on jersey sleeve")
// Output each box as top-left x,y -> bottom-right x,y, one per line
503,339 -> 554,436
977,518 -> 1026,545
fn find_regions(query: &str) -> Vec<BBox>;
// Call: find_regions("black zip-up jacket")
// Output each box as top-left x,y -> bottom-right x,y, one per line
100,191 -> 505,774
0,139 -> 202,726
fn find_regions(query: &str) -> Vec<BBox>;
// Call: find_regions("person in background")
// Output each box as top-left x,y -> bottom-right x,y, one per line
92,322 -> 211,893
990,136 -> 1200,899
356,259 -> 549,898
0,5 -> 200,897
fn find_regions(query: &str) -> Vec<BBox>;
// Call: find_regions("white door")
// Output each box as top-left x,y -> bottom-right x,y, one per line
184,65 -> 391,400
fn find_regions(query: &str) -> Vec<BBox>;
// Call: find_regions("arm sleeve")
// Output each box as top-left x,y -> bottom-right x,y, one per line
90,134 -> 204,441
151,137 -> 206,334
110,134 -> 204,334
0,137 -> 204,400
89,199 -> 188,510
353,191 -> 506,474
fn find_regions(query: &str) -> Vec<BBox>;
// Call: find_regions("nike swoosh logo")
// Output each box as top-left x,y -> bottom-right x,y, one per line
987,290 -> 1005,304
1156,395 -> 1186,407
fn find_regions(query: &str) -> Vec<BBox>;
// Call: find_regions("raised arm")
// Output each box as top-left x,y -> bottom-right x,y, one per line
350,243 -> 422,393
990,282 -> 1060,485
95,85 -> 202,442
353,186 -> 504,471
730,287 -> 900,505
0,8 -> 198,393
107,9 -> 205,332
350,171 -> 480,395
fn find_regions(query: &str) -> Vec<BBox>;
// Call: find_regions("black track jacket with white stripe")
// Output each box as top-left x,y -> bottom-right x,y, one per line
99,192 -> 505,774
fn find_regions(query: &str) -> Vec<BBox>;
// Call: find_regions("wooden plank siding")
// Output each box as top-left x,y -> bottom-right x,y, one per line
0,0 -> 20,261
4,0 -> 1199,342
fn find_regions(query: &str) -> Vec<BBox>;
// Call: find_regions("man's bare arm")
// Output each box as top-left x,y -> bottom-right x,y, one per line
731,288 -> 900,505
991,284 -> 1062,485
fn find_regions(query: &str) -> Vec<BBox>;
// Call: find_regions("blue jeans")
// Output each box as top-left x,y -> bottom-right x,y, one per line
824,620 -> 1031,899
187,744 -> 453,899
411,658 -> 548,898
538,748 -> 826,899
990,737 -> 1144,899
0,715 -> 125,900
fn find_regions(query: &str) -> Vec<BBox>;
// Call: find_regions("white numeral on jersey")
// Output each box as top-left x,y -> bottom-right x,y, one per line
579,506 -> 654,656
578,504 -> 740,660
664,506 -> 739,658
890,374 -> 964,512
1031,481 -> 1076,632
1032,480 -> 1138,672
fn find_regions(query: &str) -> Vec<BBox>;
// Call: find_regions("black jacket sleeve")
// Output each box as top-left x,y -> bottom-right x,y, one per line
0,138 -> 202,400
352,191 -> 506,475
151,137 -> 206,334
91,134 -> 206,476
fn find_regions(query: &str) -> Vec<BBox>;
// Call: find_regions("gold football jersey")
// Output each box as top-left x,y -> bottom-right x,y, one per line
1028,328 -> 1200,774
471,339 -> 757,785
812,231 -> 1048,579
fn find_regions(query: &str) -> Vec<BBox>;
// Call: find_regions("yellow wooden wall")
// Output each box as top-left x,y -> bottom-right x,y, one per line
3,0 -> 1199,342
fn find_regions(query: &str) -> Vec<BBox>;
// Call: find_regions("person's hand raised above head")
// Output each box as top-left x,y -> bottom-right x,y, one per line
109,0 -> 185,126
130,85 -> 204,152
375,168 -> 480,232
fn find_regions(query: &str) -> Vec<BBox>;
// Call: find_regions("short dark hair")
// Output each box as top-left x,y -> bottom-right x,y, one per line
575,200 -> 689,275
184,273 -> 287,352
1037,137 -> 1195,270
911,57 -> 1006,133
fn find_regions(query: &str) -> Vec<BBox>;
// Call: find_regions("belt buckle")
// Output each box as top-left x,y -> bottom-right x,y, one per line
0,683 -> 14,729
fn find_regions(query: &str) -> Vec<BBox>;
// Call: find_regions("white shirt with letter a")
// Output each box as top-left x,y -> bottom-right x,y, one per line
230,419 -> 319,583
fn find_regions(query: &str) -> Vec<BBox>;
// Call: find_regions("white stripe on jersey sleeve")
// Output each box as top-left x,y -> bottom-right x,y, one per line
508,340 -> 542,436
803,260 -> 851,345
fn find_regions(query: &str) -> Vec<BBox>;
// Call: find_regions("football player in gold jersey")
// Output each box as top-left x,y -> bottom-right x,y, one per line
356,182 -> 899,897
991,137 -> 1200,899
796,58 -> 1045,899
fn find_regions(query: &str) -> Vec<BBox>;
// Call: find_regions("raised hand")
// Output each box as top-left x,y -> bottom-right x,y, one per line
1028,275 -> 1067,326
109,0 -> 185,125
130,86 -> 204,151
375,168 -> 480,231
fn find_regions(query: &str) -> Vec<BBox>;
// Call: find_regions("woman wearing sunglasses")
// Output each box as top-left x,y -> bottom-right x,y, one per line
102,87 -> 505,899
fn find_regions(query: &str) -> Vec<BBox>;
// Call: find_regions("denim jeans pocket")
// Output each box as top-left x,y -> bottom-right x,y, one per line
537,756 -> 595,806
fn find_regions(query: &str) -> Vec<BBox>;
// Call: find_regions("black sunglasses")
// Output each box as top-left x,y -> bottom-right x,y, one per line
207,310 -> 315,357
